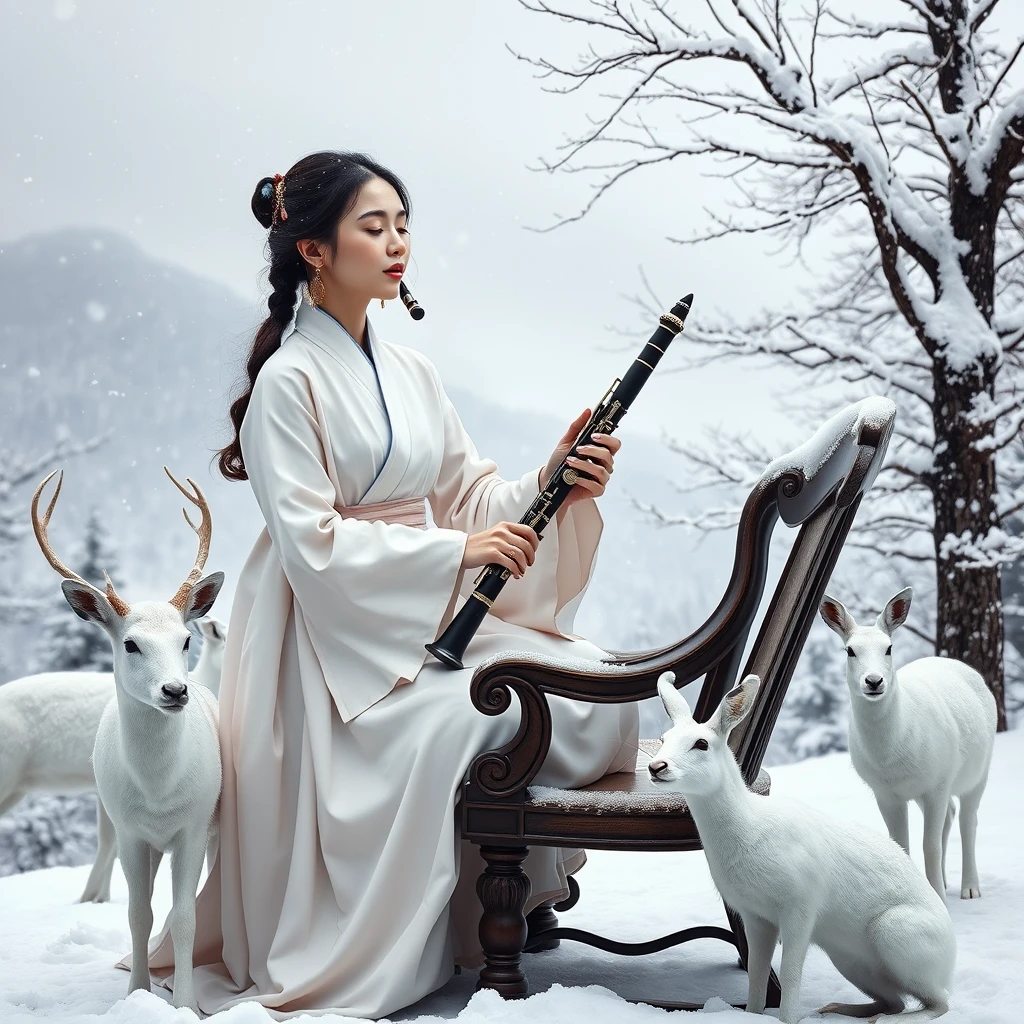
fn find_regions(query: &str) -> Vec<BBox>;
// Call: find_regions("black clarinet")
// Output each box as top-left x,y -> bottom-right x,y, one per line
425,292 -> 694,670
399,281 -> 424,320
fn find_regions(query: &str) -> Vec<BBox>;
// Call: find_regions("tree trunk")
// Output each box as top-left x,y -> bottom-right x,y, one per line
931,367 -> 1007,731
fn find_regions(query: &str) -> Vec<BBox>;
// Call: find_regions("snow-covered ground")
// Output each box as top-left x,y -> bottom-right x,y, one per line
1,729 -> 1021,1024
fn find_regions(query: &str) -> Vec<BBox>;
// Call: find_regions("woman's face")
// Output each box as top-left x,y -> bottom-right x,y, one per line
321,176 -> 410,305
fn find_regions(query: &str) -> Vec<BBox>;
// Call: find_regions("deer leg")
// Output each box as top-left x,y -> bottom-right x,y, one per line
168,834 -> 206,1011
920,793 -> 948,901
958,778 -> 986,899
476,845 -> 531,998
120,837 -> 154,996
79,797 -> 117,903
875,794 -> 910,854
941,799 -> 956,891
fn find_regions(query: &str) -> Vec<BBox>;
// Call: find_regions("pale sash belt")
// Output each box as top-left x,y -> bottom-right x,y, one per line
335,496 -> 431,689
335,496 -> 428,529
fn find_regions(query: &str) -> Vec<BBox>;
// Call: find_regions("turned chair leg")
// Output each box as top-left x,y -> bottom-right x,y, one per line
725,904 -> 781,1008
525,903 -> 560,952
476,845 -> 531,997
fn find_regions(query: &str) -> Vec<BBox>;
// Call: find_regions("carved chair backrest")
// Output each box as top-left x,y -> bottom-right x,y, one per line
467,398 -> 896,804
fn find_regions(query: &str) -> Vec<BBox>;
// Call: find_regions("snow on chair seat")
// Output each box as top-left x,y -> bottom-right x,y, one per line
527,741 -> 770,816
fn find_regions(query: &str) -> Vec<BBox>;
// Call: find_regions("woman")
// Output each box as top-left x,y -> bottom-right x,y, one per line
139,150 -> 638,1018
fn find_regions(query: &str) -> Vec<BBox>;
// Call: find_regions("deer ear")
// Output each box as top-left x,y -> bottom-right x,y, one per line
819,594 -> 855,640
61,580 -> 120,629
708,675 -> 760,737
657,671 -> 692,723
182,572 -> 225,623
877,587 -> 912,636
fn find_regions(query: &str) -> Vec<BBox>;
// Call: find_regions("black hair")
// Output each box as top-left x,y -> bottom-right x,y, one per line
217,150 -> 411,481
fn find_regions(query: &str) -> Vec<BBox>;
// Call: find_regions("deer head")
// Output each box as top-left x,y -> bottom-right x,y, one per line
819,588 -> 912,703
31,468 -> 224,713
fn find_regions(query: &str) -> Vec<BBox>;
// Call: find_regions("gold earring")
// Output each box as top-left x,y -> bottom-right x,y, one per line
380,298 -> 386,309
305,267 -> 326,310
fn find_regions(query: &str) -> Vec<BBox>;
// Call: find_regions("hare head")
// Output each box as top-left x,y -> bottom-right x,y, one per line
647,671 -> 760,796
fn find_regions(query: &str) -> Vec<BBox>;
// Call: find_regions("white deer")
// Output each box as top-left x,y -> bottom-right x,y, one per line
30,468 -> 224,1011
649,672 -> 956,1023
192,616 -> 227,696
820,589 -> 997,900
0,616 -> 226,904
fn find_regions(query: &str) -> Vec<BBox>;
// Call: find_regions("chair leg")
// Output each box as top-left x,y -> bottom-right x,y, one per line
476,845 -> 531,997
525,903 -> 560,952
725,904 -> 781,1008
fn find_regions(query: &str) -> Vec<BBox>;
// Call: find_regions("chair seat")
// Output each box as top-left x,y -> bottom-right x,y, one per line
526,739 -> 771,817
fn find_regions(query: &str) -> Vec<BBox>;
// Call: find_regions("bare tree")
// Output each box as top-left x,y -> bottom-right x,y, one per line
517,0 -> 1024,728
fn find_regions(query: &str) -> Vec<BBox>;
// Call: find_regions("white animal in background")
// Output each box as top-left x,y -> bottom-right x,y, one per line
192,616 -> 227,696
0,615 -> 227,903
0,671 -> 116,902
649,672 -> 956,1024
30,467 -> 224,1012
820,588 -> 997,900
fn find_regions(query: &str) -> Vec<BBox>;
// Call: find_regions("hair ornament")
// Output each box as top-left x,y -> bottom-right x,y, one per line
271,173 -> 288,224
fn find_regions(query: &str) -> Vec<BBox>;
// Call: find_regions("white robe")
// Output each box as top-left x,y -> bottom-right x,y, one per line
135,302 -> 638,1019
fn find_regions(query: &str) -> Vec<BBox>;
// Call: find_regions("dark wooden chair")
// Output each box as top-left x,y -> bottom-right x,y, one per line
461,397 -> 896,1009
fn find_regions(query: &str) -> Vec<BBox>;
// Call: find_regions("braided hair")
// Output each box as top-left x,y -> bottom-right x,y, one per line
217,151 -> 411,481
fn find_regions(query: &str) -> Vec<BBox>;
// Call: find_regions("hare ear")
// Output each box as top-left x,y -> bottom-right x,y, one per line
877,587 -> 912,636
707,675 -> 760,737
657,672 -> 692,723
820,594 -> 855,640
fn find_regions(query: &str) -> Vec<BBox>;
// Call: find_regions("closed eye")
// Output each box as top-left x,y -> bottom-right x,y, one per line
124,639 -> 139,654
691,738 -> 709,751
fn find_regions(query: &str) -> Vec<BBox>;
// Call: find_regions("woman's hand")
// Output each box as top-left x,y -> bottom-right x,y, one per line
462,521 -> 540,579
541,408 -> 622,510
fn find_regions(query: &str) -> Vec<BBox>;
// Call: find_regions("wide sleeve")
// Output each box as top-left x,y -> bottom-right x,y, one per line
426,375 -> 604,639
240,363 -> 468,722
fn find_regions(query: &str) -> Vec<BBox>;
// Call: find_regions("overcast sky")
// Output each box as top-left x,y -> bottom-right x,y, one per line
4,0 -> 1022,453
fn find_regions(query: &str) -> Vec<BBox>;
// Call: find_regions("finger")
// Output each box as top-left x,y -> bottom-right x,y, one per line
508,544 -> 528,574
495,550 -> 523,578
562,408 -> 591,443
591,432 -> 621,453
573,445 -> 614,467
513,536 -> 536,567
579,477 -> 605,496
506,523 -> 541,550
567,456 -> 609,482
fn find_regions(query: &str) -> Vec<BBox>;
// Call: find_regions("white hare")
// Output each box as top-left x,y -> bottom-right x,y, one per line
649,671 -> 955,1023
820,589 -> 997,900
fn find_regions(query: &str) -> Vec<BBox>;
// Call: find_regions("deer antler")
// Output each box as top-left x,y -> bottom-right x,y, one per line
164,467 -> 212,612
31,471 -> 131,616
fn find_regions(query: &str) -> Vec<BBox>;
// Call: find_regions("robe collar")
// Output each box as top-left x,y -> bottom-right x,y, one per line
290,301 -> 414,504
